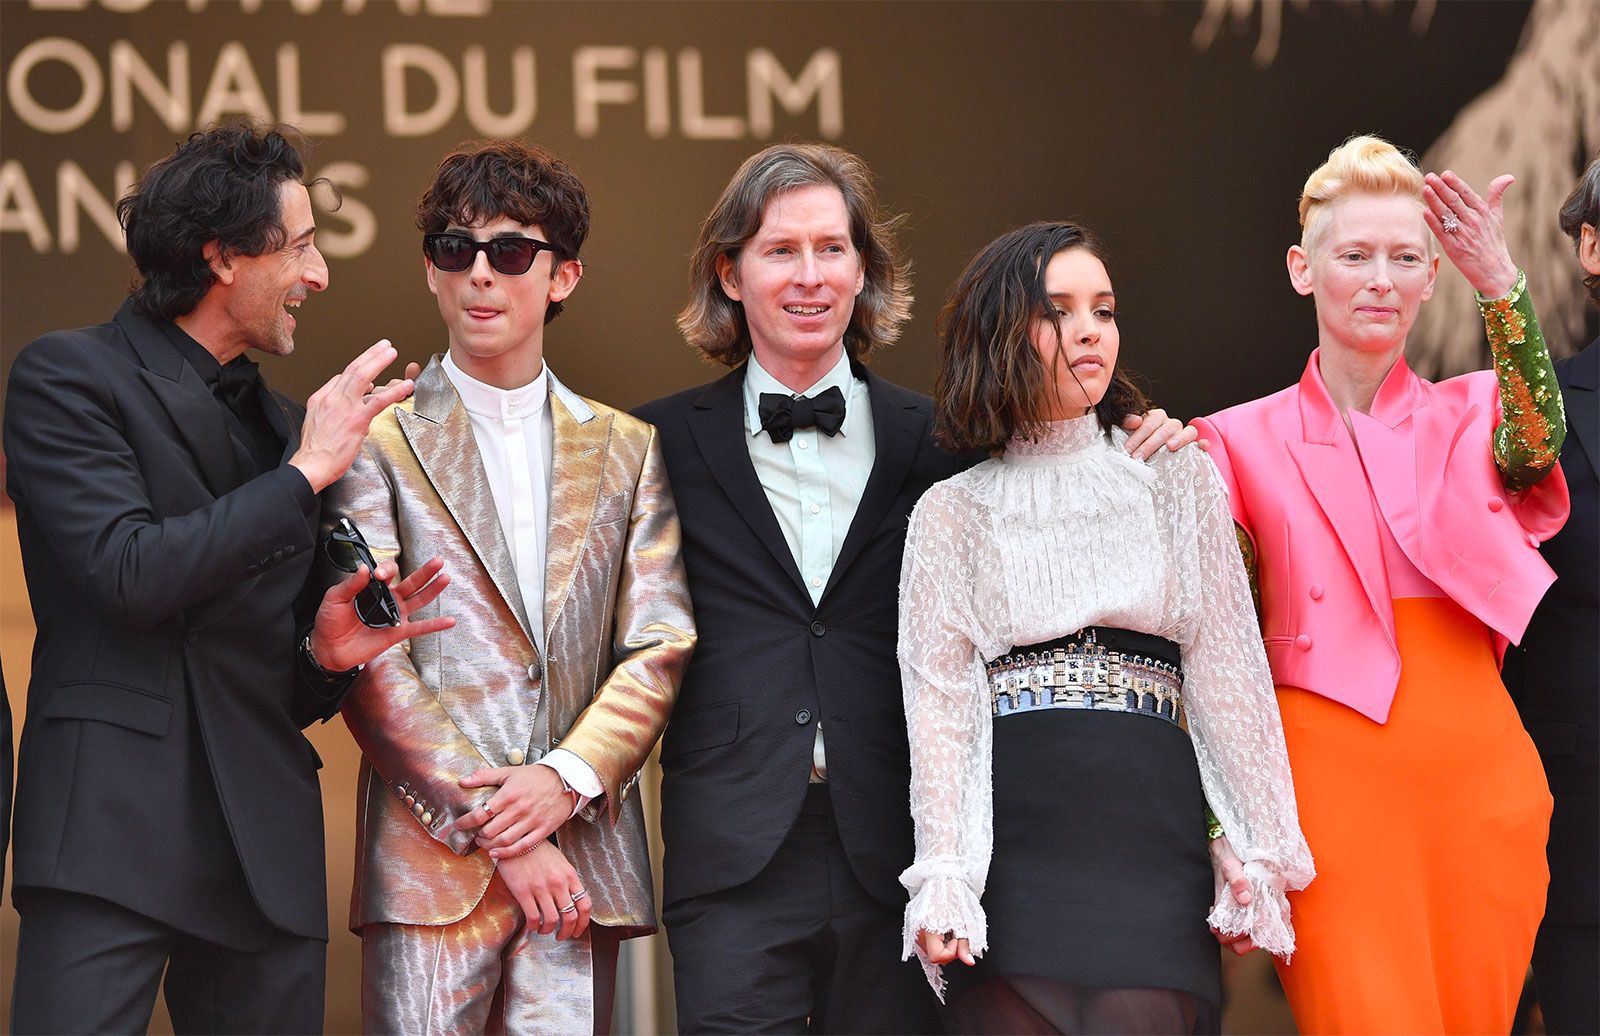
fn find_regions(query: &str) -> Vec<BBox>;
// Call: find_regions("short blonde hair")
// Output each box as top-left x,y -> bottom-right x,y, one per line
1299,135 -> 1431,256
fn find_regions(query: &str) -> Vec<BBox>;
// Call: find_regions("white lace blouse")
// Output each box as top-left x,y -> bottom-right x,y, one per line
897,415 -> 1314,996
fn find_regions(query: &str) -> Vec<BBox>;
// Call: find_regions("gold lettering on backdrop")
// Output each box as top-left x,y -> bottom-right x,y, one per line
56,159 -> 135,253
313,162 -> 377,259
573,46 -> 639,139
109,40 -> 189,132
462,45 -> 536,137
6,37 -> 103,134
0,161 -> 53,252
194,41 -> 272,126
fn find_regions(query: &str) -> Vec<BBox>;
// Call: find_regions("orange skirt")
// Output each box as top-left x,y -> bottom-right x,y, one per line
1273,597 -> 1552,1035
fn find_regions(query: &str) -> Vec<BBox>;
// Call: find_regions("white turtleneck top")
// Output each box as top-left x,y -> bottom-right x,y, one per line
896,415 -> 1314,995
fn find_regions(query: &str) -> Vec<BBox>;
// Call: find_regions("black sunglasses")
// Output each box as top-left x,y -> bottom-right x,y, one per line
323,517 -> 402,629
422,232 -> 560,276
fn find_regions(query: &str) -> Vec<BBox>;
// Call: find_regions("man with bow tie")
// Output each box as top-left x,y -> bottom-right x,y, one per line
636,143 -> 1195,1032
3,123 -> 450,1033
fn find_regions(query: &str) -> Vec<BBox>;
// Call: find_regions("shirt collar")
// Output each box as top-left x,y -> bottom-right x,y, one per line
443,350 -> 550,422
743,349 -> 861,438
160,320 -> 224,384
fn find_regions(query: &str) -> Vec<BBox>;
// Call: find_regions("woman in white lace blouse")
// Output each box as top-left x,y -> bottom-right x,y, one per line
898,222 -> 1314,1033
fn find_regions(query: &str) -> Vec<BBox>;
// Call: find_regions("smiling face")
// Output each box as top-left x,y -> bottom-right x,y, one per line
1030,246 -> 1120,418
215,179 -> 327,359
425,214 -> 582,388
717,183 -> 865,388
1290,192 -> 1440,356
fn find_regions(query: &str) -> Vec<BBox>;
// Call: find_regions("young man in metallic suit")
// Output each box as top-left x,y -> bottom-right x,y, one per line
328,139 -> 695,1033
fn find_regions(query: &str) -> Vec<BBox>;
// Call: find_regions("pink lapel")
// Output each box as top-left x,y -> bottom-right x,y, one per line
1287,351 -> 1395,645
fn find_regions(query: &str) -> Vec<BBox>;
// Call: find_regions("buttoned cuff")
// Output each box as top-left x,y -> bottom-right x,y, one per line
536,749 -> 602,818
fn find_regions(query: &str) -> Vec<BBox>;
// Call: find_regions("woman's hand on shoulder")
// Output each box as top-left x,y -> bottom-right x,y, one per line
1121,408 -> 1208,461
918,928 -> 976,966
1423,170 -> 1520,299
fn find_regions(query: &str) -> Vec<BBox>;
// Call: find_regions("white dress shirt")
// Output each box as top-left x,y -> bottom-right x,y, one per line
743,350 -> 876,780
442,351 -> 602,811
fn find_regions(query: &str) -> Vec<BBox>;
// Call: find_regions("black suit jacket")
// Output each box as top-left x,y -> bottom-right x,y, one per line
637,364 -> 979,909
1504,338 -> 1598,926
2,301 -> 344,946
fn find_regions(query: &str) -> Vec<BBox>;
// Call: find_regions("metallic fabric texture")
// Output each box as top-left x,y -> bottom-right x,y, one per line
330,356 -> 695,932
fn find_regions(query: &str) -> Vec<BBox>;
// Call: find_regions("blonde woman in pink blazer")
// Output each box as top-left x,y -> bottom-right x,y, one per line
1193,136 -> 1569,1034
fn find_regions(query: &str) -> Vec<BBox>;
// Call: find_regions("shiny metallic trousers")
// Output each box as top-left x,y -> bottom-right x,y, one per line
361,872 -> 619,1035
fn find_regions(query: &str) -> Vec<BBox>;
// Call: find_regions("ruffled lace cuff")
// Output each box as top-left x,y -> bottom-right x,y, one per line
901,874 -> 988,1001
1206,859 -> 1297,961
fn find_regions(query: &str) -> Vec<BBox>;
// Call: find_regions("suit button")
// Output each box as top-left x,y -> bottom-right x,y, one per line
795,708 -> 812,725
283,545 -> 296,557
1295,634 -> 1313,651
507,748 -> 526,766
1308,585 -> 1323,601
412,802 -> 426,817
810,621 -> 826,637
404,795 -> 416,807
1487,496 -> 1504,512
421,811 -> 433,826
527,664 -> 541,685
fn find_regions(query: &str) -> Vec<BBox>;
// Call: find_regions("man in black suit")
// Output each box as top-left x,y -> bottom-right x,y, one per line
3,123 -> 451,1034
1505,156 -> 1600,1036
638,144 -> 1191,1033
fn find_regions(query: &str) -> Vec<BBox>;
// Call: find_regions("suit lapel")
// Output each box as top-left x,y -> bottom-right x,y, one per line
397,359 -> 535,645
687,368 -> 808,597
259,388 -> 301,464
119,306 -> 243,498
1562,340 -> 1598,479
825,369 -> 925,598
544,375 -> 611,638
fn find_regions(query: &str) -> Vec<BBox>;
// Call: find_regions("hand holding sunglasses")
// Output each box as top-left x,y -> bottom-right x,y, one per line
306,517 -> 455,675
423,232 -> 561,276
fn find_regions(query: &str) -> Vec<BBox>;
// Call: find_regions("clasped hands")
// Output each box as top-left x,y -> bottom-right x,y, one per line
454,763 -> 591,944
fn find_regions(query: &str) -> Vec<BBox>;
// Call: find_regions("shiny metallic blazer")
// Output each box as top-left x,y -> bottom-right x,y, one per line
329,357 -> 694,932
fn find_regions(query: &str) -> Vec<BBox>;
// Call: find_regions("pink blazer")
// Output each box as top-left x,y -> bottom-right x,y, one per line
1193,350 -> 1569,723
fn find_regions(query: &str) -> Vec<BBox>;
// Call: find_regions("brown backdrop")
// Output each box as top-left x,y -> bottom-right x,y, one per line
4,1 -> 1593,1032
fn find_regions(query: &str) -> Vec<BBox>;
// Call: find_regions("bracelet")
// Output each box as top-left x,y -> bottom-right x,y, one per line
301,632 -> 362,679
1205,805 -> 1225,843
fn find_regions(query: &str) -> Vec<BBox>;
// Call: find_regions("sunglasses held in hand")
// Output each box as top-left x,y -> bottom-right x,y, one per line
422,232 -> 561,276
324,517 -> 402,628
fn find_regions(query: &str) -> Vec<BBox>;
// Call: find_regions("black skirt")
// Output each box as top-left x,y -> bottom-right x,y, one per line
945,633 -> 1221,1013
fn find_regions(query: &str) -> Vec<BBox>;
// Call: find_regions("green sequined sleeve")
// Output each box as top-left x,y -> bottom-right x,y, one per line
1477,270 -> 1566,492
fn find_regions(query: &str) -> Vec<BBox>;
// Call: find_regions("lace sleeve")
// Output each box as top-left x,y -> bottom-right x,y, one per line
1178,453 -> 1315,958
897,485 -> 992,999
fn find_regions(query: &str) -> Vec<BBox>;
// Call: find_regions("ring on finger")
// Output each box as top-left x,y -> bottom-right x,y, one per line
559,903 -> 578,914
571,888 -> 589,902
1441,214 -> 1461,233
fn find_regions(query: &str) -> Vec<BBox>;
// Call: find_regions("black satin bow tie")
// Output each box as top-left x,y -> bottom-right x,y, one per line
759,386 -> 846,444
210,358 -> 261,416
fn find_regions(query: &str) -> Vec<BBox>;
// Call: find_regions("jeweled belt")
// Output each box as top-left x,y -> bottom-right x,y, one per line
986,626 -> 1184,726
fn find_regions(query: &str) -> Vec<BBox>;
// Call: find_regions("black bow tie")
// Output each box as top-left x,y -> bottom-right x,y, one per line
759,386 -> 846,444
211,358 -> 261,416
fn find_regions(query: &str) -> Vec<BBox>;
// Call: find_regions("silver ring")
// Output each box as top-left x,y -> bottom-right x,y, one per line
559,903 -> 578,914
571,888 -> 589,901
1441,214 -> 1461,233
482,804 -> 495,819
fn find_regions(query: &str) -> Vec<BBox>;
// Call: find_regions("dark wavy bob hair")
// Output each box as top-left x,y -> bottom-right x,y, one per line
934,222 -> 1147,454
415,139 -> 590,324
117,122 -> 327,321
678,142 -> 912,366
1558,154 -> 1600,309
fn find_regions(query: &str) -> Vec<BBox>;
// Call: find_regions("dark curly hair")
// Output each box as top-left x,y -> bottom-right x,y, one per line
117,123 -> 325,321
1558,154 -> 1600,310
934,222 -> 1147,454
415,139 -> 590,324
677,143 -> 912,366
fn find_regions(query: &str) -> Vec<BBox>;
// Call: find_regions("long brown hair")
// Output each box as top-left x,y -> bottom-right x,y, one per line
934,221 -> 1147,453
677,143 -> 912,366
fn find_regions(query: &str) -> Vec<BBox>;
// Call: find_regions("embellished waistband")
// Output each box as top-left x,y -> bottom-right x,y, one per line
986,627 -> 1184,726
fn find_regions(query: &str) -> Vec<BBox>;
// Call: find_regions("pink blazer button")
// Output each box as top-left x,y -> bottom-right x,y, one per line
1487,496 -> 1505,512
1295,634 -> 1313,650
1308,585 -> 1324,600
